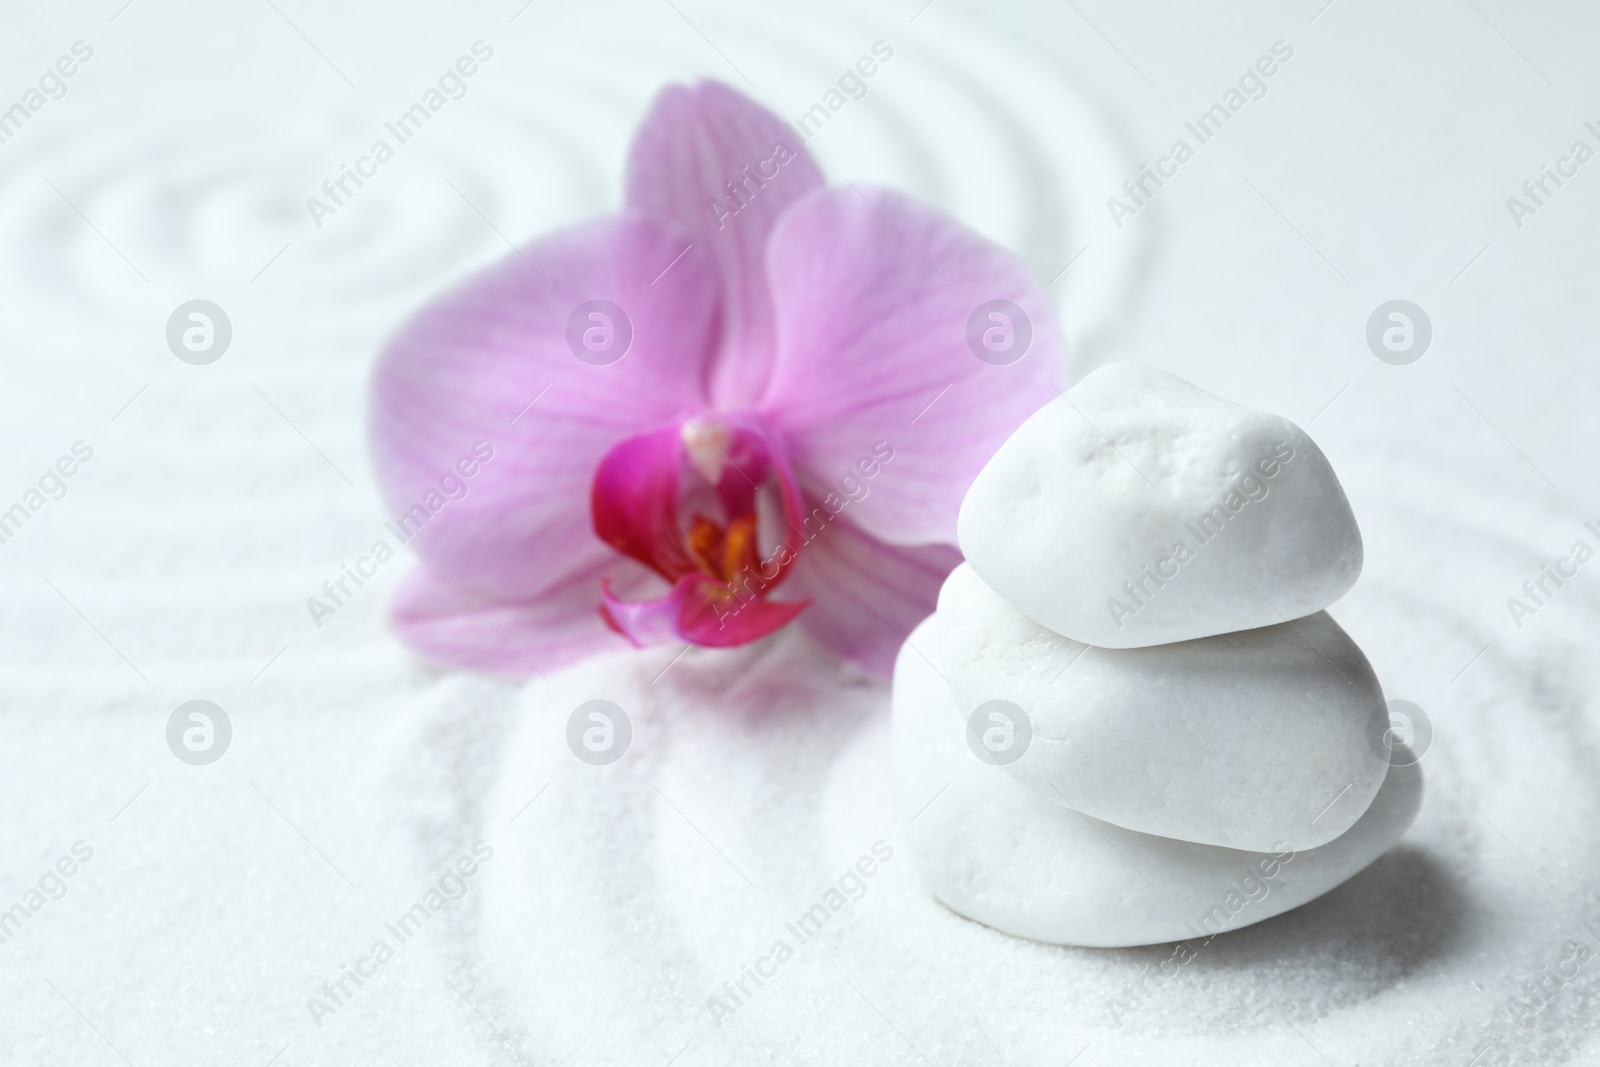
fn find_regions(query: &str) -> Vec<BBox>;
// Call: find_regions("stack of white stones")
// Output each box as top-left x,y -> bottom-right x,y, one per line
894,364 -> 1423,948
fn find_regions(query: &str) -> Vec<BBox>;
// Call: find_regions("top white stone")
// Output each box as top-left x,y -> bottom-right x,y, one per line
957,363 -> 1363,647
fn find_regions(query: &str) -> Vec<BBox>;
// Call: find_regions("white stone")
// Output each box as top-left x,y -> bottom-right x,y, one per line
937,563 -> 1389,851
894,618 -> 1423,949
956,363 -> 1363,648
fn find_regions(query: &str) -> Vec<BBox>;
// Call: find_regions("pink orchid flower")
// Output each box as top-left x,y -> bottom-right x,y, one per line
369,80 -> 1061,678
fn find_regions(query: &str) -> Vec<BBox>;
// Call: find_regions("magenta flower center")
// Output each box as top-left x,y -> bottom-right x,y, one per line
589,416 -> 809,648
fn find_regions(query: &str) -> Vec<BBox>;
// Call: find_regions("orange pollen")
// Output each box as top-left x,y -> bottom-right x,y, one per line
686,514 -> 724,576
685,512 -> 766,590
720,514 -> 761,584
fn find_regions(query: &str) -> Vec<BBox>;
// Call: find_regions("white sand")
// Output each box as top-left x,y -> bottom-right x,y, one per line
2,1 -> 1597,1064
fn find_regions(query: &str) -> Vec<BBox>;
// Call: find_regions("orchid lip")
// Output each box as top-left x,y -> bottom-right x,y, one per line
591,414 -> 809,647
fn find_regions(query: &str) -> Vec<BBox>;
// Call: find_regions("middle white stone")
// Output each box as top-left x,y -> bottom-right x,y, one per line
937,562 -> 1390,851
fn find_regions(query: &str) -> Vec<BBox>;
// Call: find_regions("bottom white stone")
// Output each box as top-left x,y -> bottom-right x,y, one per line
894,617 -> 1424,948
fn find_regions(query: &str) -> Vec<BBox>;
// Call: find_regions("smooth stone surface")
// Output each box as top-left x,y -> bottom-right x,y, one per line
894,618 -> 1424,949
937,563 -> 1390,851
957,363 -> 1363,648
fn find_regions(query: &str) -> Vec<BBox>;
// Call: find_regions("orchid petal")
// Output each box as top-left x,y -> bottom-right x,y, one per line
780,515 -> 962,678
388,561 -> 636,676
626,80 -> 824,408
760,186 -> 1064,547
370,213 -> 720,607
601,573 -> 809,649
